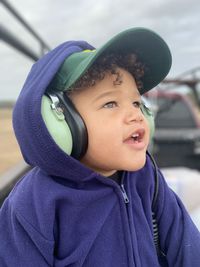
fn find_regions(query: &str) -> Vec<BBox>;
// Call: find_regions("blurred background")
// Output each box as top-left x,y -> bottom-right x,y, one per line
1,0 -> 200,228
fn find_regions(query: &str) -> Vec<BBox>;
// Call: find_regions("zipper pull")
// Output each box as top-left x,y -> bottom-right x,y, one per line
120,184 -> 129,204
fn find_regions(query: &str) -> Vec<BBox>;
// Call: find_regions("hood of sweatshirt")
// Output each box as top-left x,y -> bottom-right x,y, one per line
13,40 -> 97,182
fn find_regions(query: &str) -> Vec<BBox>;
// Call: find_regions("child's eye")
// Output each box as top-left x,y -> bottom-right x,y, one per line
132,101 -> 142,108
103,101 -> 118,109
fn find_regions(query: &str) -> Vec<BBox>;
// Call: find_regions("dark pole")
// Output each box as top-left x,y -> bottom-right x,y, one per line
0,24 -> 39,61
0,0 -> 51,54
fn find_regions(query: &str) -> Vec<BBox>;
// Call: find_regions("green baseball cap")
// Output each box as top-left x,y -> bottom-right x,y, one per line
49,27 -> 172,95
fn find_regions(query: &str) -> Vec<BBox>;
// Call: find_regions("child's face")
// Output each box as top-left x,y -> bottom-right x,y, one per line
70,68 -> 150,176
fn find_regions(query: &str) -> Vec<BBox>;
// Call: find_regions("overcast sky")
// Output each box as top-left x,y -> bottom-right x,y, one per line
1,0 -> 200,101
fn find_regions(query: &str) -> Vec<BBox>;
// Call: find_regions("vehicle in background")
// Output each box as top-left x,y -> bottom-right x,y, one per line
146,90 -> 200,170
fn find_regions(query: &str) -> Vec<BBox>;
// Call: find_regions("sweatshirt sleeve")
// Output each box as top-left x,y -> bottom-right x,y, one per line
0,199 -> 54,266
156,169 -> 200,267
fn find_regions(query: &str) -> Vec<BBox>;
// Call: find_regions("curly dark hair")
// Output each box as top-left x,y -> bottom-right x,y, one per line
66,53 -> 146,95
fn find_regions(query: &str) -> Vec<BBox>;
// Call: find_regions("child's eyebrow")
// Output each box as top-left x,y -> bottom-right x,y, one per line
93,91 -> 116,102
93,88 -> 141,103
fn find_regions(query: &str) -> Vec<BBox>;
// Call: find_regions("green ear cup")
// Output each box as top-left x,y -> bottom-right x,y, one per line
41,95 -> 73,155
140,101 -> 155,140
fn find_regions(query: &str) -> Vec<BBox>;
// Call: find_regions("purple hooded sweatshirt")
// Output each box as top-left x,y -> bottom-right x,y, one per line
0,40 -> 200,267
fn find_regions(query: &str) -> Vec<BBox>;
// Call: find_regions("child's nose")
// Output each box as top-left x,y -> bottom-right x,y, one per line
124,105 -> 144,124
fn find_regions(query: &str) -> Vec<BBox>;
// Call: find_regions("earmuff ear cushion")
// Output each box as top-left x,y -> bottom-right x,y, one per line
141,102 -> 155,140
41,95 -> 73,155
147,113 -> 155,140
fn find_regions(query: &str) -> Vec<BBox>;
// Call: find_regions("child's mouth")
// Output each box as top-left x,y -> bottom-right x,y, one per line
131,132 -> 142,143
124,129 -> 146,149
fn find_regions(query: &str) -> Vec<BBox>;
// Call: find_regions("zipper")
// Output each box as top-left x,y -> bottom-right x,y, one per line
120,184 -> 129,204
120,181 -> 135,265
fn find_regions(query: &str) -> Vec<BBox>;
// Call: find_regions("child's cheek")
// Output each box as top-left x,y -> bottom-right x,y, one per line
143,116 -> 151,144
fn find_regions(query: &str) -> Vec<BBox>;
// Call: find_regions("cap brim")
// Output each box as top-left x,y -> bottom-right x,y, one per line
68,28 -> 172,94
52,28 -> 172,95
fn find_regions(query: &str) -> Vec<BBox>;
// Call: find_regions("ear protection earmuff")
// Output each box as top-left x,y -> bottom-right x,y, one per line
140,99 -> 155,140
41,92 -> 155,160
41,92 -> 88,159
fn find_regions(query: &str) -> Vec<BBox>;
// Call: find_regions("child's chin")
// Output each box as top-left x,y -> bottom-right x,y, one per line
127,157 -> 146,172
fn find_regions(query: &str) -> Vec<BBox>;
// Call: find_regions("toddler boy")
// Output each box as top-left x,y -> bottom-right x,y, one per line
0,27 -> 200,267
